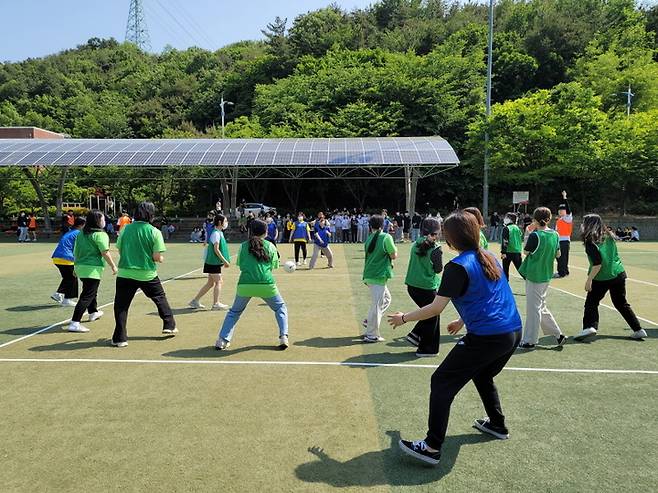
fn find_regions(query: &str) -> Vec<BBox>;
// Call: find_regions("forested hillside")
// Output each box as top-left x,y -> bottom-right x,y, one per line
1,0 -> 657,217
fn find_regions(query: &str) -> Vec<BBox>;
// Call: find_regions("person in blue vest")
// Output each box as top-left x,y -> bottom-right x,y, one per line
265,214 -> 278,245
388,210 -> 522,466
50,217 -> 86,306
291,212 -> 312,266
309,217 -> 334,269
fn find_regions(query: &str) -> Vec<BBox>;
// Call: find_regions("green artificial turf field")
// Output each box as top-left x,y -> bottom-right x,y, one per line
1,240 -> 656,492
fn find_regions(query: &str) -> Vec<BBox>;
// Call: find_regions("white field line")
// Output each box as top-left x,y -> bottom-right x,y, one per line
0,357 -> 656,375
0,268 -> 201,350
566,264 -> 658,288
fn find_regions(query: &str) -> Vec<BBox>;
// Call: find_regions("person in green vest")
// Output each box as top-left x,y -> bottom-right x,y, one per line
362,215 -> 398,343
501,212 -> 523,280
403,217 -> 443,356
112,202 -> 176,347
67,210 -> 118,333
189,214 -> 231,311
215,219 -> 288,350
518,207 -> 567,349
575,214 -> 647,341
464,207 -> 489,249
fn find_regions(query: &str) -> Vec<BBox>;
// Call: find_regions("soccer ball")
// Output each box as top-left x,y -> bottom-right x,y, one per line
283,260 -> 297,273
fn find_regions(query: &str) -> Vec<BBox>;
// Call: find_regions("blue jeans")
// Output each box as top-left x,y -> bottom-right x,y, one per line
218,294 -> 288,342
411,228 -> 420,242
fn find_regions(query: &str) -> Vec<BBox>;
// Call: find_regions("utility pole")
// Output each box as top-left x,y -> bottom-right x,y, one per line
125,0 -> 152,51
483,0 -> 494,220
220,95 -> 234,138
621,84 -> 634,118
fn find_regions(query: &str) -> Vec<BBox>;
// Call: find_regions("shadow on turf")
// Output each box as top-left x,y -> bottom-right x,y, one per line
6,304 -> 62,312
341,352 -> 421,367
294,336 -> 365,348
29,335 -> 174,351
163,344 -> 282,358
296,430 -> 495,486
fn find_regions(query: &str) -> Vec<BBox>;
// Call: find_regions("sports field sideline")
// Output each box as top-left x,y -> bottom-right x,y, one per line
1,240 -> 656,492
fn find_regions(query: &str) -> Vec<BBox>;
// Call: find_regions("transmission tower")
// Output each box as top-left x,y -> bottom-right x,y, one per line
125,0 -> 152,51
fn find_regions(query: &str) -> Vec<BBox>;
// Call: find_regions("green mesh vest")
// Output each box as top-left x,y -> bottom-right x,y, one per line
519,229 -> 559,283
588,236 -> 625,281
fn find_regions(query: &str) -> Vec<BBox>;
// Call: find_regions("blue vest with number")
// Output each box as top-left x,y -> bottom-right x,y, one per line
450,250 -> 521,336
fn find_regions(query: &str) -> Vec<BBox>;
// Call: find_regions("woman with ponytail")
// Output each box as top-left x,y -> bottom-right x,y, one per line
464,207 -> 489,249
403,217 -> 443,357
362,215 -> 398,343
518,207 -> 567,349
215,219 -> 288,350
388,211 -> 521,466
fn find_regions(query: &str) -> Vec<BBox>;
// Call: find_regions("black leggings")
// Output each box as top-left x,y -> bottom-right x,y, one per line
407,285 -> 440,354
425,331 -> 520,450
583,273 -> 641,331
502,253 -> 522,280
55,264 -> 78,299
72,278 -> 100,322
112,276 -> 175,343
294,242 -> 307,262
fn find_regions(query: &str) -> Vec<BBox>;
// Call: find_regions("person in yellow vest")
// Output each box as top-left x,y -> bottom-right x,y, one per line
574,214 -> 647,341
554,190 -> 573,278
518,207 -> 567,349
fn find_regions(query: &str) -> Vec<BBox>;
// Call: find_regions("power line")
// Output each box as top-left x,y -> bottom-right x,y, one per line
152,0 -> 205,48
143,2 -> 188,48
162,0 -> 216,50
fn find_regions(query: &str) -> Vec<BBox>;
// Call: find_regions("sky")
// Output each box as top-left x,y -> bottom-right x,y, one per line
0,0 -> 376,62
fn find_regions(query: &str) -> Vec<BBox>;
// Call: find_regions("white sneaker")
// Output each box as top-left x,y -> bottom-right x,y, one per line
61,298 -> 77,307
162,327 -> 178,335
630,329 -> 647,340
303,260 -> 307,265
67,322 -> 90,333
574,327 -> 597,342
363,335 -> 385,343
50,292 -> 64,303
110,340 -> 128,348
215,338 -> 230,350
296,261 -> 301,266
279,335 -> 289,349
212,303 -> 230,311
88,310 -> 104,322
188,299 -> 205,309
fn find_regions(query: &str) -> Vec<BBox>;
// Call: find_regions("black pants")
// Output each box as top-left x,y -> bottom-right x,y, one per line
112,276 -> 175,343
407,286 -> 440,355
351,226 -> 358,243
583,274 -> 641,332
72,278 -> 100,322
342,230 -> 350,243
502,253 -> 522,280
55,264 -> 78,299
425,330 -> 521,450
294,242 -> 307,262
557,240 -> 570,277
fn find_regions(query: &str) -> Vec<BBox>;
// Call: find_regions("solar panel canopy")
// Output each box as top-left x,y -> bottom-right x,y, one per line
0,137 -> 459,167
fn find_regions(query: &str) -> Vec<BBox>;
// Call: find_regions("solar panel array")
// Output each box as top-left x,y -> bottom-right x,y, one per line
0,137 -> 459,167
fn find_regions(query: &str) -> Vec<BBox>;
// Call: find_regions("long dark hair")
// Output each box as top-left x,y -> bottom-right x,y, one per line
443,211 -> 501,281
581,214 -> 604,244
248,219 -> 270,262
416,217 -> 441,257
463,207 -> 485,227
367,215 -> 385,255
83,209 -> 104,234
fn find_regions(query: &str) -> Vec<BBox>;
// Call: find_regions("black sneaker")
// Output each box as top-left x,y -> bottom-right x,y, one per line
518,342 -> 535,350
473,418 -> 509,440
398,439 -> 441,465
556,334 -> 568,346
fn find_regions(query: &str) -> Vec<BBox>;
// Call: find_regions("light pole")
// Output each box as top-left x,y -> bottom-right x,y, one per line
621,84 -> 634,118
220,95 -> 234,138
483,0 -> 494,220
